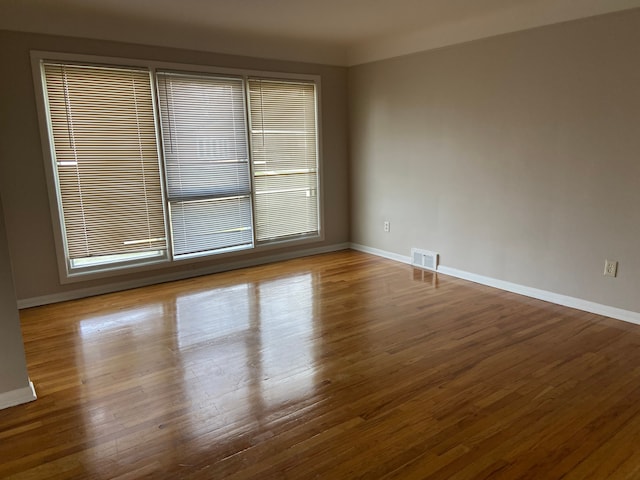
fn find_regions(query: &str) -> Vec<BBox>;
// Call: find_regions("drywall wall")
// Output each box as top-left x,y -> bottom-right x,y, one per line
0,30 -> 349,302
0,194 -> 31,398
349,9 -> 640,312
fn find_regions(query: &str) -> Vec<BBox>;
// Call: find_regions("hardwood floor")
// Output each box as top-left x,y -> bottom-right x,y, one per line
2,250 -> 640,479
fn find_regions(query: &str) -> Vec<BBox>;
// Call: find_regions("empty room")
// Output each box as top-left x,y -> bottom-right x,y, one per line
2,0 -> 640,478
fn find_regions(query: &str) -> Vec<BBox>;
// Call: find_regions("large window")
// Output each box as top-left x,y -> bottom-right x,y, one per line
37,57 -> 321,279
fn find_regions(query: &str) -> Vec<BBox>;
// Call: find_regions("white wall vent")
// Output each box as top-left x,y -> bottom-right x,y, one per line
411,248 -> 438,271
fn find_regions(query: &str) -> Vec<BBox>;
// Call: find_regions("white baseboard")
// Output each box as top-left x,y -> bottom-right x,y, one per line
0,380 -> 37,410
350,243 -> 411,264
437,265 -> 640,326
351,243 -> 640,326
18,243 -> 351,308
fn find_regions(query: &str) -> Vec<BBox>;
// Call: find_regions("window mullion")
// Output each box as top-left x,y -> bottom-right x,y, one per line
149,66 -> 175,263
245,75 -> 258,248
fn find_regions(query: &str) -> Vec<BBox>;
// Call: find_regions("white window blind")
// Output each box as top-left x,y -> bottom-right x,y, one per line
248,79 -> 319,242
42,63 -> 167,271
38,56 -> 323,280
157,72 -> 253,257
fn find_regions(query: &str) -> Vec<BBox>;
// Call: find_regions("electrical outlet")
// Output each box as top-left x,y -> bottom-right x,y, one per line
604,260 -> 618,277
383,221 -> 390,233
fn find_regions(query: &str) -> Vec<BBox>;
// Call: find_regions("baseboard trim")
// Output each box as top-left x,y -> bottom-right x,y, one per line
0,380 -> 37,410
351,244 -> 640,326
18,243 -> 351,308
437,265 -> 640,326
350,243 -> 411,264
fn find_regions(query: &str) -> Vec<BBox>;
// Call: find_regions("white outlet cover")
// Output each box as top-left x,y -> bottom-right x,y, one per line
604,260 -> 618,277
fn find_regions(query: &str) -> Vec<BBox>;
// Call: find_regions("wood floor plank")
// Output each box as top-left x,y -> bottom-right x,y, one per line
2,250 -> 640,479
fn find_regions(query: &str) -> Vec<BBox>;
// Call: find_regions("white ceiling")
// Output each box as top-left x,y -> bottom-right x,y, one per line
2,0 -> 640,65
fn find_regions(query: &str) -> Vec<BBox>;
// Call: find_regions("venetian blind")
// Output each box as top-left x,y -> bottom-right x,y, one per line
42,63 -> 167,266
156,72 -> 253,256
248,79 -> 319,242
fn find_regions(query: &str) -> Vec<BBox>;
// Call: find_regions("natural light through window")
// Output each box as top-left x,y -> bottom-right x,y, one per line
37,55 -> 321,279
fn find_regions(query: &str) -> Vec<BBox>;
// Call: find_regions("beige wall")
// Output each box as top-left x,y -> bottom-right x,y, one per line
0,30 -> 349,302
349,9 -> 640,312
0,194 -> 30,395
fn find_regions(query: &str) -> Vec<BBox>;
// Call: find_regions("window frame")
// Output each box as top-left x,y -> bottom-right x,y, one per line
31,51 -> 324,284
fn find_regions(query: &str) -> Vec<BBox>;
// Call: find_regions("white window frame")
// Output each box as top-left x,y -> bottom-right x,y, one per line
31,51 -> 324,284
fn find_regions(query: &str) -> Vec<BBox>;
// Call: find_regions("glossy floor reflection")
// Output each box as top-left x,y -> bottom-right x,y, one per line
73,272 -> 320,472
4,250 -> 640,479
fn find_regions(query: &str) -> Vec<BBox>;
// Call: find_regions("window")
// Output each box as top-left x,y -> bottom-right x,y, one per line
42,63 -> 168,270
38,56 -> 321,279
249,79 -> 319,242
157,72 -> 253,258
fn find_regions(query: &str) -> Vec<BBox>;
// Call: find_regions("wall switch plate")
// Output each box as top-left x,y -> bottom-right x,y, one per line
383,221 -> 390,232
604,260 -> 618,277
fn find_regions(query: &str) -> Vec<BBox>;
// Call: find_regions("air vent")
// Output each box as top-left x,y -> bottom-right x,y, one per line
411,248 -> 438,271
